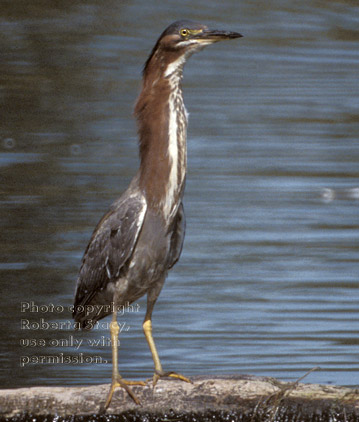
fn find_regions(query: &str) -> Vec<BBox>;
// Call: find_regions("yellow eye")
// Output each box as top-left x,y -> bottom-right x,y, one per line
180,28 -> 189,37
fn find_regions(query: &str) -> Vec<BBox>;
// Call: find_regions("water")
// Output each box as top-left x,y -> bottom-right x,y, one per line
1,0 -> 358,390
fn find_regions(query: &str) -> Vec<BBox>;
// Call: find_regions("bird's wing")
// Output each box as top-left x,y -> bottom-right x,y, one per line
73,190 -> 147,312
168,202 -> 186,269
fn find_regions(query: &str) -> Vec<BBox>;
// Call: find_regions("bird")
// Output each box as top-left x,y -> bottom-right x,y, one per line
73,20 -> 242,411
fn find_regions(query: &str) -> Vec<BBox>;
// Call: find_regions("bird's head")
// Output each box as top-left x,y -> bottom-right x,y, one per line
143,20 -> 242,77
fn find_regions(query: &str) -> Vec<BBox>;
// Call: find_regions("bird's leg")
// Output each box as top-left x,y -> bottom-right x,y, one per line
143,298 -> 192,387
102,311 -> 145,411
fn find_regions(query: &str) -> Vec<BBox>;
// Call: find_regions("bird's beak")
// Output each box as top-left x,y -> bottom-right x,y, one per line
194,28 -> 243,43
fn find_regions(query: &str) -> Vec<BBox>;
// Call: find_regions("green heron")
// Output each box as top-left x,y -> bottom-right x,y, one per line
73,20 -> 242,410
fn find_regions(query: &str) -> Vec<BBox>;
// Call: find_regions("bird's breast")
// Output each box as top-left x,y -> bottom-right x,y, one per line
125,210 -> 171,292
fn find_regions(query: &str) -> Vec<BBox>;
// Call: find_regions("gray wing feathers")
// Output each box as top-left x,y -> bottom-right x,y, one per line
168,202 -> 186,269
74,192 -> 147,312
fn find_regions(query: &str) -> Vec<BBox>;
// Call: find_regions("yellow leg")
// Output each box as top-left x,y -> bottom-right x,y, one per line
102,312 -> 146,411
143,317 -> 192,387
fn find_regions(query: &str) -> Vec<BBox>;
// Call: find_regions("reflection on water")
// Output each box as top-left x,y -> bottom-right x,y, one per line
1,1 -> 358,389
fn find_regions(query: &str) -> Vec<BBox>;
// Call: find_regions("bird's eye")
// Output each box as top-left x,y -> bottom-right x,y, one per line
180,28 -> 189,37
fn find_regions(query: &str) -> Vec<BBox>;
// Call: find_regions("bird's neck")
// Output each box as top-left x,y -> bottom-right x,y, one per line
135,55 -> 188,221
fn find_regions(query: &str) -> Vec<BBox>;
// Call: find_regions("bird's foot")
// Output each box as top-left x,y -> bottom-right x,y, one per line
151,369 -> 192,387
100,376 -> 146,413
